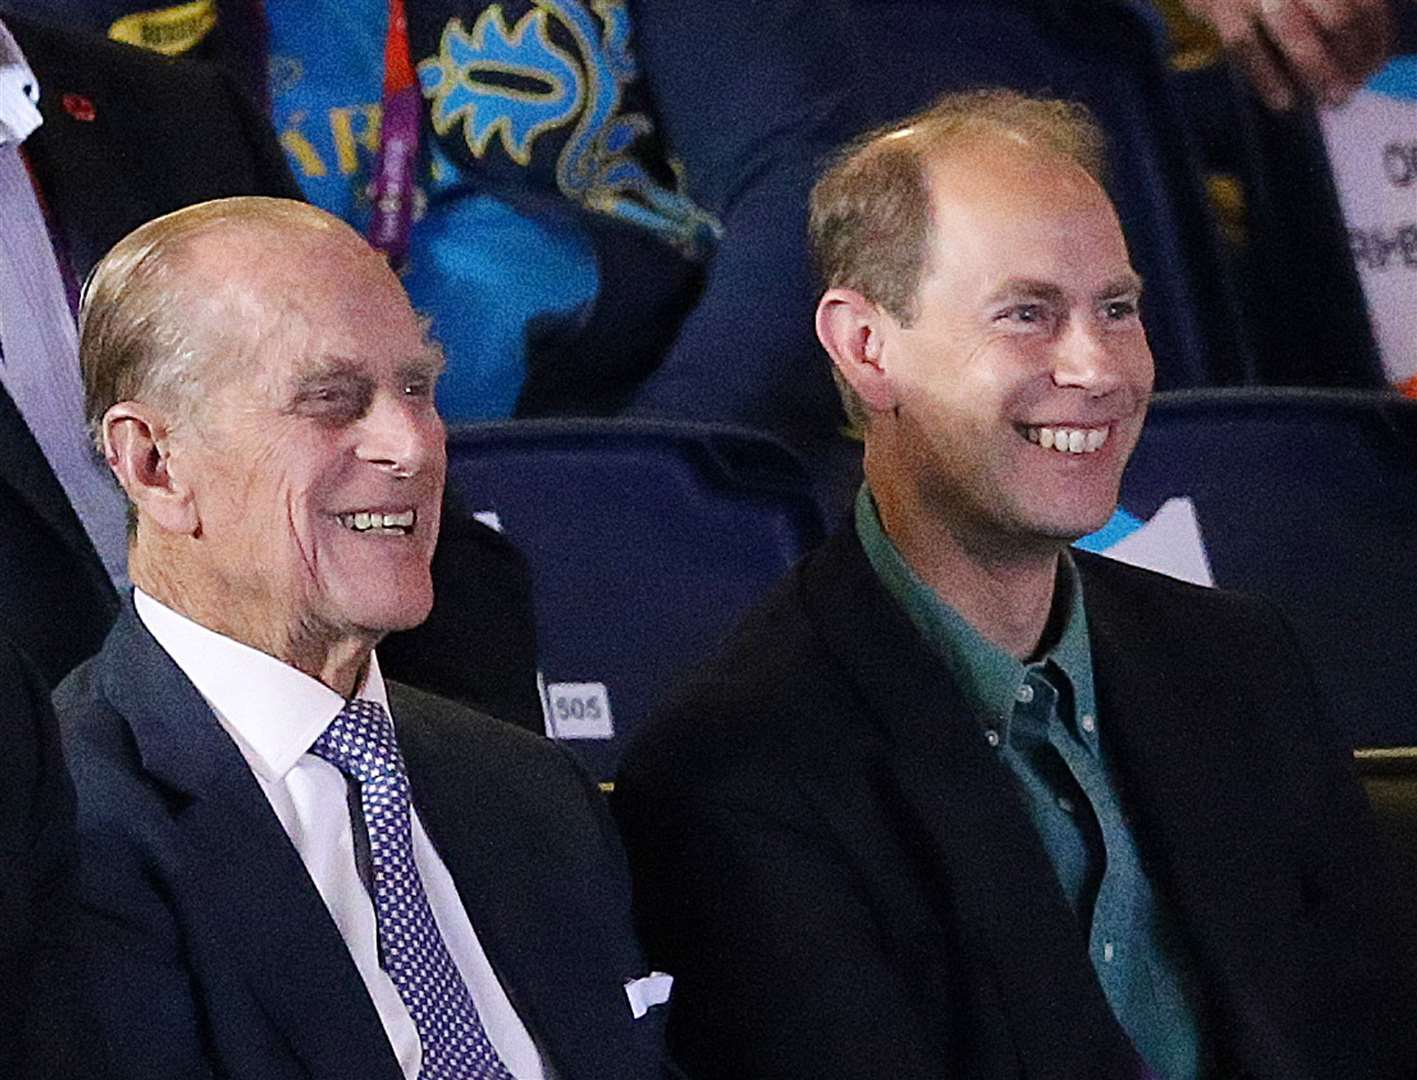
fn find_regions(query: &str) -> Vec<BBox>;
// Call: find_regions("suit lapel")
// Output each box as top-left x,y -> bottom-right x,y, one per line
1080,555 -> 1312,1080
99,607 -> 403,1079
799,531 -> 1147,1079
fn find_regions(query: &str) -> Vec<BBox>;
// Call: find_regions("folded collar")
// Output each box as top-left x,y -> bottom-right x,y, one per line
0,19 -> 41,146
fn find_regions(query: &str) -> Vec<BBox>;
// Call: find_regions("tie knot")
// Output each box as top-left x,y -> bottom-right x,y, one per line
309,698 -> 403,783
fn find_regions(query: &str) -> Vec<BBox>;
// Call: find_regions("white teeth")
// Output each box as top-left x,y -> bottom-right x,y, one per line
1023,425 -> 1109,455
338,510 -> 416,533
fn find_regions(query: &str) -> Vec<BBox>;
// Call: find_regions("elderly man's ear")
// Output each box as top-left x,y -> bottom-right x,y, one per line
103,404 -> 200,535
816,287 -> 897,416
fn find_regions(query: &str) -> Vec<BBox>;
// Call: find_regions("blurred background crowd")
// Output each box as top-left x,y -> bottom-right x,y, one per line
7,0 -> 1416,499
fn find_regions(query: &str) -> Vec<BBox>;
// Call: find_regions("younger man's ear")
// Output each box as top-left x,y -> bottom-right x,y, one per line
815,287 -> 896,417
102,403 -> 199,535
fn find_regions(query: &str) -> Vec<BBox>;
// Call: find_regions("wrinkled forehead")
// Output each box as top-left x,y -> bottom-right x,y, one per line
184,220 -> 394,304
179,227 -> 422,386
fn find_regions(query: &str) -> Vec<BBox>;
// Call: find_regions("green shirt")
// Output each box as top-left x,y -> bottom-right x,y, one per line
855,486 -> 1212,1080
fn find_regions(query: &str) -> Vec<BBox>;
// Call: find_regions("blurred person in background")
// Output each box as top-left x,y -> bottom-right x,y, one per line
0,8 -> 298,686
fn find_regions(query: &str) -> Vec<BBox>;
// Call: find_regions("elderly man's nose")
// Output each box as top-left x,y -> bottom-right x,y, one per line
357,396 -> 439,475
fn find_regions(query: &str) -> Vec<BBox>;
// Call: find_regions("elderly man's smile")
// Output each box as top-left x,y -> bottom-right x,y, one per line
335,508 -> 418,535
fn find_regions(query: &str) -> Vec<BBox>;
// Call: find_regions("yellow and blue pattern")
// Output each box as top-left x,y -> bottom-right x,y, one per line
418,1 -> 720,257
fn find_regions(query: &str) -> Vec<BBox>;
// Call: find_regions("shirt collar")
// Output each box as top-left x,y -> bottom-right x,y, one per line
133,588 -> 390,784
854,484 -> 1096,746
0,20 -> 42,147
1048,563 -> 1097,749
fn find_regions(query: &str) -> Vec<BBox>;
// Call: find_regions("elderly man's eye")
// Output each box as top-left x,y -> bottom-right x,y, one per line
304,386 -> 352,407
997,304 -> 1047,326
1103,299 -> 1139,321
292,379 -> 372,419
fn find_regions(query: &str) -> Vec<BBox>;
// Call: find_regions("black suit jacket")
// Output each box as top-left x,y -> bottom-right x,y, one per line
50,603 -> 669,1079
0,636 -> 75,1078
0,12 -> 300,687
614,528 -> 1417,1080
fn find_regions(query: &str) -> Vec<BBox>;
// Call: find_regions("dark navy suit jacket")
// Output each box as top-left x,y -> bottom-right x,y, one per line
0,635 -> 75,1078
51,602 -> 670,1079
615,529 -> 1417,1080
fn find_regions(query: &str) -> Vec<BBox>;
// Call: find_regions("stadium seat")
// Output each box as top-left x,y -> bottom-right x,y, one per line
441,419 -> 827,781
380,501 -> 544,733
1356,747 -> 1417,869
1081,388 -> 1417,748
1354,747 -> 1417,945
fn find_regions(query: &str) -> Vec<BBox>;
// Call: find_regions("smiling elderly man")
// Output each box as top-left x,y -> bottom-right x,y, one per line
612,90 -> 1416,1080
50,197 -> 671,1080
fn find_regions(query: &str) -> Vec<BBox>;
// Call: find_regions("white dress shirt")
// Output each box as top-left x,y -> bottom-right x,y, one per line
134,589 -> 548,1080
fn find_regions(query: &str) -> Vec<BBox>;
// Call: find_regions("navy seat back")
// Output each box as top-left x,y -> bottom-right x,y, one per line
442,419 -> 827,780
1108,389 -> 1417,747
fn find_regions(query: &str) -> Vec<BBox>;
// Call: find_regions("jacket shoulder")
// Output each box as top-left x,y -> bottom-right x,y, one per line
1071,547 -> 1286,623
388,680 -> 612,834
618,539 -> 859,799
51,654 -> 130,766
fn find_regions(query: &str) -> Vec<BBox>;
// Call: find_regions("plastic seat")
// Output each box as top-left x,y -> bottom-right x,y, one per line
1356,747 -> 1417,865
442,419 -> 827,780
1354,747 -> 1417,947
1083,388 -> 1417,747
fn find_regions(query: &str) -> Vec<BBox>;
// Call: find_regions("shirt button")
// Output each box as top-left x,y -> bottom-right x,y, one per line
1015,684 -> 1034,704
1103,941 -> 1115,963
1080,713 -> 1096,733
1057,796 -> 1075,814
984,728 -> 1001,748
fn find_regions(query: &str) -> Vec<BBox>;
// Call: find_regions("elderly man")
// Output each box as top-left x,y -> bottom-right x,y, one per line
613,91 -> 1415,1080
52,196 -> 670,1079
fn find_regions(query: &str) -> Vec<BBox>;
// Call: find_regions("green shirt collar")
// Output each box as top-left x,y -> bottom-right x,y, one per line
854,485 -> 1097,748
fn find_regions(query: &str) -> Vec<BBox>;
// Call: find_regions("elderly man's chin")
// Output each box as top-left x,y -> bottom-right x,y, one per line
317,575 -> 436,641
308,546 -> 438,639
302,511 -> 441,634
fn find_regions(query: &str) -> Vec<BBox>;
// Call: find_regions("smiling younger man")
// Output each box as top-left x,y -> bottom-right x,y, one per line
613,92 -> 1414,1080
50,197 -> 671,1080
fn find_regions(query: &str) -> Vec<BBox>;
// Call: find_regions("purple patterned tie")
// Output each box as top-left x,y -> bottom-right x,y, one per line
312,699 -> 515,1080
